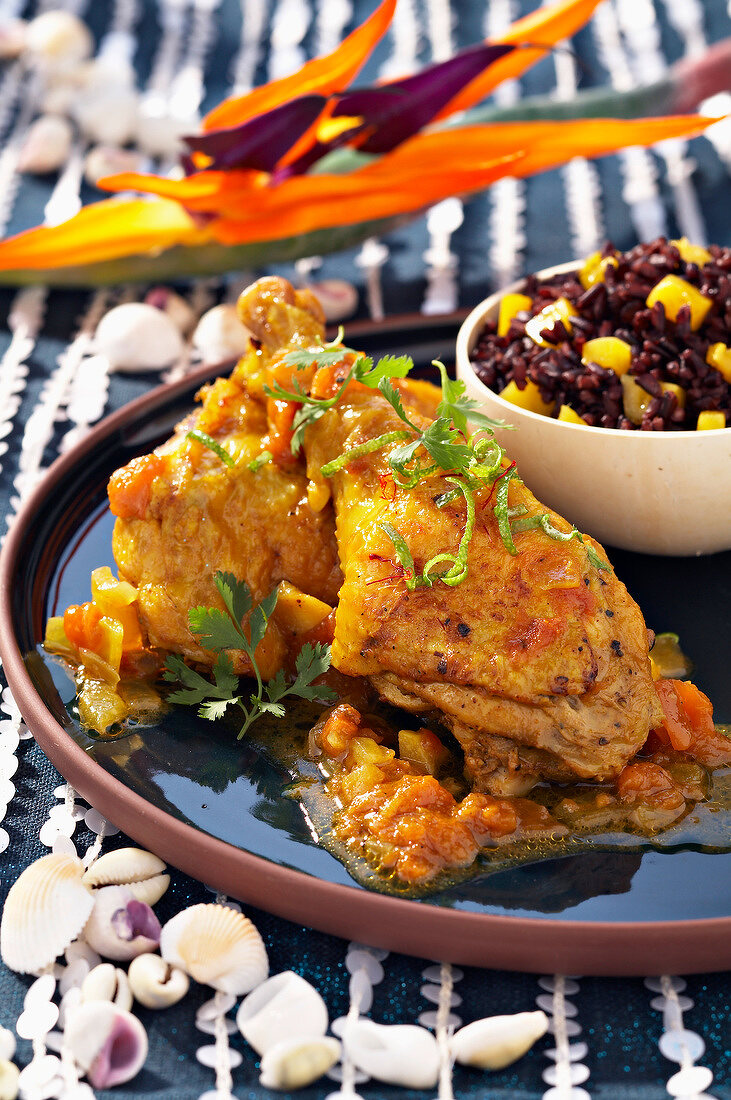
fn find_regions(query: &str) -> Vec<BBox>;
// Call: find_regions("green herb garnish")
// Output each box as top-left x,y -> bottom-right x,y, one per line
162,571 -> 335,738
248,449 -> 273,471
186,429 -> 236,467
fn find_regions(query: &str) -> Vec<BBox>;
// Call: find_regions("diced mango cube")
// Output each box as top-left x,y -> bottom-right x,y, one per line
579,250 -> 618,290
581,336 -> 633,376
273,580 -> 332,635
525,298 -> 578,347
646,275 -> 712,329
339,763 -> 385,803
44,616 -> 74,656
398,729 -> 449,775
672,237 -> 712,266
497,292 -> 533,337
346,736 -> 395,768
500,379 -> 555,417
696,410 -> 727,430
557,405 -> 587,425
660,382 -> 685,409
91,566 -> 138,612
706,343 -> 731,384
621,375 -> 651,425
96,616 -> 124,672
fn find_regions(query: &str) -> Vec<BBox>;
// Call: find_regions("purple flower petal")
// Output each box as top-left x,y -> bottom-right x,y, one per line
184,94 -> 327,172
335,41 -> 514,154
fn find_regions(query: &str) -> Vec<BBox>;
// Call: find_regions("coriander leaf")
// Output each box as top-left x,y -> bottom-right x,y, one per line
420,418 -> 472,471
357,354 -> 412,388
289,642 -> 335,702
186,430 -> 235,467
162,655 -> 215,705
199,697 -> 238,721
388,436 -> 422,471
211,652 -> 239,698
378,377 -> 419,429
215,571 -> 252,627
256,700 -> 287,719
188,605 -> 246,652
433,361 -> 510,433
248,588 -> 279,653
290,402 -> 328,454
281,346 -> 352,371
265,667 -> 288,704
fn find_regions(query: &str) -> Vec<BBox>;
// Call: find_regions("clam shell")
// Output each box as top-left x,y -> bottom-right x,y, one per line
127,954 -> 189,1009
82,848 -> 169,906
83,886 -> 161,962
237,971 -> 328,1056
0,853 -> 94,974
0,1058 -> 20,1100
259,1036 -> 340,1091
450,1010 -> 548,1070
65,1002 -> 147,1089
346,1020 -> 439,1089
160,904 -> 268,995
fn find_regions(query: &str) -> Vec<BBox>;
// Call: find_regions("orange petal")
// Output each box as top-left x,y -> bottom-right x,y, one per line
435,0 -> 604,119
0,198 -> 204,272
205,154 -> 524,243
203,0 -> 396,132
97,169 -> 264,212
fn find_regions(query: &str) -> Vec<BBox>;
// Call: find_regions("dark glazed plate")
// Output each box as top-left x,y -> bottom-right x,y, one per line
1,312 -> 729,975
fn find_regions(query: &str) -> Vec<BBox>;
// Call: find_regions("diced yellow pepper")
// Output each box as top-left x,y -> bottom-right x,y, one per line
579,250 -> 618,290
581,336 -> 633,376
346,736 -> 395,768
500,379 -> 555,417
398,729 -> 449,775
696,410 -> 727,430
91,566 -> 137,611
273,580 -> 332,635
339,763 -> 385,802
557,405 -> 587,425
660,382 -> 686,409
77,679 -> 129,733
524,297 -> 578,347
671,237 -> 712,267
497,292 -> 533,337
706,343 -> 731,384
95,616 -> 124,673
44,616 -> 74,656
646,275 -> 712,330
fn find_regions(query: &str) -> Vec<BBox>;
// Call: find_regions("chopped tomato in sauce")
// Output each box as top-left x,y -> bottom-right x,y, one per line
108,454 -> 165,519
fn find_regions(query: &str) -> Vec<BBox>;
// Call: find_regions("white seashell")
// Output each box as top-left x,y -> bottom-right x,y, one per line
81,963 -> 133,1011
0,1059 -> 20,1100
127,953 -> 189,1009
0,18 -> 27,60
59,986 -> 82,1030
0,853 -> 94,974
74,87 -> 139,146
65,1002 -> 147,1089
260,1036 -> 340,1091
346,1020 -> 440,1089
65,941 -> 101,970
450,1010 -> 549,1070
83,885 -> 161,962
145,287 -> 196,335
26,11 -> 93,70
94,303 -> 185,372
84,146 -> 144,188
41,78 -> 82,116
17,115 -> 73,175
83,853 -> 168,907
237,971 -> 328,1056
192,304 -> 252,364
0,1028 -> 15,1062
310,278 -> 359,322
160,903 -> 268,995
78,55 -> 136,93
135,111 -> 196,158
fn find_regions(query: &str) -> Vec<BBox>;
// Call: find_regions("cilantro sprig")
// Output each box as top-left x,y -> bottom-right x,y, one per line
162,572 -> 335,738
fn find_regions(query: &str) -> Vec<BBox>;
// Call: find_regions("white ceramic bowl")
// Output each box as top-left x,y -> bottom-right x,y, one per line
456,262 -> 731,556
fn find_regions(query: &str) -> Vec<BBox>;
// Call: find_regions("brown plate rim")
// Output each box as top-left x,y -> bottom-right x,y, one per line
1,340 -> 729,977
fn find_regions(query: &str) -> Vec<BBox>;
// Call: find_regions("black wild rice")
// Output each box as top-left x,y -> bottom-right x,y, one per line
469,238 -> 731,430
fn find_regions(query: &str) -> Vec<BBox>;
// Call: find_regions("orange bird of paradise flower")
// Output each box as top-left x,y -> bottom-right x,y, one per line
0,0 -> 721,286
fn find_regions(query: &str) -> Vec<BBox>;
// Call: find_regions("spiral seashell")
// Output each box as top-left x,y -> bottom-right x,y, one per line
0,1059 -> 19,1100
94,303 -> 185,372
84,146 -> 145,189
259,1036 -> 340,1091
17,115 -> 73,174
0,853 -> 94,975
82,848 -> 170,907
192,304 -> 252,364
26,11 -> 93,70
80,964 -> 133,1011
144,287 -> 196,335
160,904 -> 268,995
449,1010 -> 548,1070
83,886 -> 161,962
346,1020 -> 440,1089
127,954 -> 189,1009
65,1002 -> 147,1089
309,279 -> 359,322
237,971 -> 328,1056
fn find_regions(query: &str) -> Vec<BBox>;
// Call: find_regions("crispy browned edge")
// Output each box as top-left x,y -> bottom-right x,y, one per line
0,345 -> 728,978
